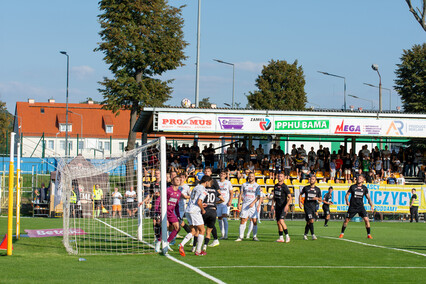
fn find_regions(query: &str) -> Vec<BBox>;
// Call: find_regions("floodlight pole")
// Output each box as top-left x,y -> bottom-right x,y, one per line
60,51 -> 70,157
364,82 -> 391,111
195,0 -> 201,107
317,71 -> 346,110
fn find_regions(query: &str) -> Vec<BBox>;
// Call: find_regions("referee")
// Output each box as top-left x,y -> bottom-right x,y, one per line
271,172 -> 291,243
299,176 -> 322,240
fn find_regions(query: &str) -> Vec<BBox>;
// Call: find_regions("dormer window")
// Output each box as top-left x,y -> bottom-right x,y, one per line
103,115 -> 114,134
57,113 -> 72,132
59,123 -> 72,132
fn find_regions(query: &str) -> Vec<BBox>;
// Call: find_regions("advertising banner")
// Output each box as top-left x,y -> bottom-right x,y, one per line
155,111 -> 425,138
293,184 -> 425,213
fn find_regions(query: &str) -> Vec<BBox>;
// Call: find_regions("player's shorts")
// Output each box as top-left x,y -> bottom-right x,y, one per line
275,204 -> 287,221
112,205 -> 122,212
127,201 -> 136,210
94,200 -> 102,207
240,204 -> 257,219
322,204 -> 330,216
167,211 -> 179,224
186,211 -> 204,226
346,206 -> 368,219
304,205 -> 316,221
217,203 -> 230,216
202,209 -> 217,228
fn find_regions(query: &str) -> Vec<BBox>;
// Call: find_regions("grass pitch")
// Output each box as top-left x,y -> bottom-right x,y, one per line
1,217 -> 425,283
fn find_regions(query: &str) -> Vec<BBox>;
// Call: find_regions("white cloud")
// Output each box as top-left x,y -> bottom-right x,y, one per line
71,65 -> 95,79
235,61 -> 266,72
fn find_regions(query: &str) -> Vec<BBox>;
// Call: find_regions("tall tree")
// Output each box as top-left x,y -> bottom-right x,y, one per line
394,43 -> 426,112
0,100 -> 13,154
247,59 -> 307,110
199,97 -> 213,108
95,0 -> 188,152
405,0 -> 426,32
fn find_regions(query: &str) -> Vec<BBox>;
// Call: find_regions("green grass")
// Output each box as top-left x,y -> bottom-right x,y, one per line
1,217 -> 425,283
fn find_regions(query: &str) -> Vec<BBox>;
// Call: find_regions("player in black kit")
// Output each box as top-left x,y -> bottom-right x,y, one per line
323,187 -> 333,227
339,175 -> 374,239
271,172 -> 291,243
202,167 -> 224,251
299,176 -> 322,240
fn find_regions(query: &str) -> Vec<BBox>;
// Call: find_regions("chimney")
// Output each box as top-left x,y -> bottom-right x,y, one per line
358,107 -> 363,112
349,105 -> 354,111
48,99 -> 55,103
88,99 -> 94,105
211,104 -> 217,109
28,99 -> 35,104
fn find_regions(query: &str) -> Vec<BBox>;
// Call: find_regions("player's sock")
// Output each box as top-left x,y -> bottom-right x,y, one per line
223,218 -> 228,237
181,233 -> 193,247
278,230 -> 283,237
253,225 -> 258,237
196,235 -> 204,253
154,224 -> 161,241
192,236 -> 198,249
366,227 -> 371,235
204,237 -> 210,246
304,224 -> 309,235
183,224 -> 191,234
239,223 -> 247,239
341,225 -> 347,234
212,226 -> 218,240
308,223 -> 314,235
167,230 -> 178,243
247,221 -> 253,237
218,219 -> 224,236
325,219 -> 329,226
284,229 -> 289,236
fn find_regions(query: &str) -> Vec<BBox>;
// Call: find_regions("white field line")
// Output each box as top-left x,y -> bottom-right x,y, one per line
197,265 -> 426,269
94,218 -> 226,284
322,235 -> 426,257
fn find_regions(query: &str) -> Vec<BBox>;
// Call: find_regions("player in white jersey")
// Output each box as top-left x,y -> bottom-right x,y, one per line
178,175 -> 212,256
178,173 -> 192,236
236,172 -> 261,241
217,171 -> 233,239
246,190 -> 264,239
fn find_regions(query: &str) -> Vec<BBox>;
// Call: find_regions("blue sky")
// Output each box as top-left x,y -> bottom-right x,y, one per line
0,0 -> 424,114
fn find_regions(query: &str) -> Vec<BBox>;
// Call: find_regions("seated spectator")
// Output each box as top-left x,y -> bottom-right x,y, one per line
387,173 -> 397,184
365,171 -> 375,183
397,174 -> 405,185
300,162 -> 310,180
226,159 -> 238,175
186,161 -> 195,176
195,168 -> 204,182
247,160 -> 255,172
294,153 -> 304,177
170,158 -> 180,172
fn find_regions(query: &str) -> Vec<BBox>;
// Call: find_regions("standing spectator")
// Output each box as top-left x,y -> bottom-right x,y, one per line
202,145 -> 209,167
290,144 -> 298,157
413,149 -> 422,177
342,153 -> 352,181
112,187 -> 123,219
335,154 -> 343,179
372,146 -> 381,161
405,148 -> 414,177
125,186 -> 137,217
362,157 -> 371,174
382,145 -> 391,172
206,143 -> 216,168
226,143 -> 237,162
249,145 -> 257,164
330,159 -> 336,181
374,158 -> 383,180
192,152 -> 203,168
39,183 -> 49,203
298,144 -> 307,157
352,154 -> 360,175
283,153 -> 293,179
294,153 -> 304,178
256,145 -> 264,164
410,188 -> 419,223
317,145 -> 326,170
387,173 -> 397,184
308,147 -> 317,168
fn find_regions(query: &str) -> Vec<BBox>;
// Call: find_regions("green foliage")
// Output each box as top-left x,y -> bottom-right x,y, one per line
247,59 -> 307,110
394,43 -> 426,113
95,0 -> 188,150
199,97 -> 212,108
0,100 -> 13,154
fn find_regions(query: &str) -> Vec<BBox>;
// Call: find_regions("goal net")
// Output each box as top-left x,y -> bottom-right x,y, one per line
59,137 -> 168,255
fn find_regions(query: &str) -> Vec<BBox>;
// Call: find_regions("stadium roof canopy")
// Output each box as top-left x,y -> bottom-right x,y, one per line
133,107 -> 426,140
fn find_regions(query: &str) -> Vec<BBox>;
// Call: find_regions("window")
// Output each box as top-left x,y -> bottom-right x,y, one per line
106,125 -> 113,133
60,141 -> 66,150
98,141 -> 103,150
104,141 -> 111,151
59,124 -> 72,132
48,140 -> 54,150
119,142 -> 125,152
78,141 -> 84,150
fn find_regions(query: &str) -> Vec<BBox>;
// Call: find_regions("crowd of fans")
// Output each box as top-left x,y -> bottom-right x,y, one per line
165,141 -> 425,185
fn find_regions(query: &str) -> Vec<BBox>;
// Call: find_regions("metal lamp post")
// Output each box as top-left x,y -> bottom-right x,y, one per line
69,111 -> 83,155
348,94 -> 374,110
214,59 -> 235,108
195,0 -> 201,107
317,71 -> 346,110
371,64 -> 382,112
60,51 -> 69,157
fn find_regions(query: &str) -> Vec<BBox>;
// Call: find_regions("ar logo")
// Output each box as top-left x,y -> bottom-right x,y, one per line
386,121 -> 404,135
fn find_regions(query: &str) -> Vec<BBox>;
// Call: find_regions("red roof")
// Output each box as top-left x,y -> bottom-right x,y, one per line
15,101 -> 142,139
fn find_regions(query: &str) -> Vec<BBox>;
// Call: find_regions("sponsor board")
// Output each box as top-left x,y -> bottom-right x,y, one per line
293,184 -> 425,213
158,113 -> 215,131
217,116 -> 273,133
25,228 -> 87,238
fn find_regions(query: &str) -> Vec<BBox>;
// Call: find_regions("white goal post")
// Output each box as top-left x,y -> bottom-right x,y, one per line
60,137 -> 168,255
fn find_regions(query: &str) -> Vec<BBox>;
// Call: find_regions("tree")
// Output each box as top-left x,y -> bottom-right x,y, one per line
199,97 -> 213,108
95,0 -> 188,152
0,100 -> 13,154
405,0 -> 426,32
247,59 -> 307,110
394,43 -> 426,113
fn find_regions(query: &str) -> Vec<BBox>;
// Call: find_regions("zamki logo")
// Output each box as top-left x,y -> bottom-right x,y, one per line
259,118 -> 272,131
